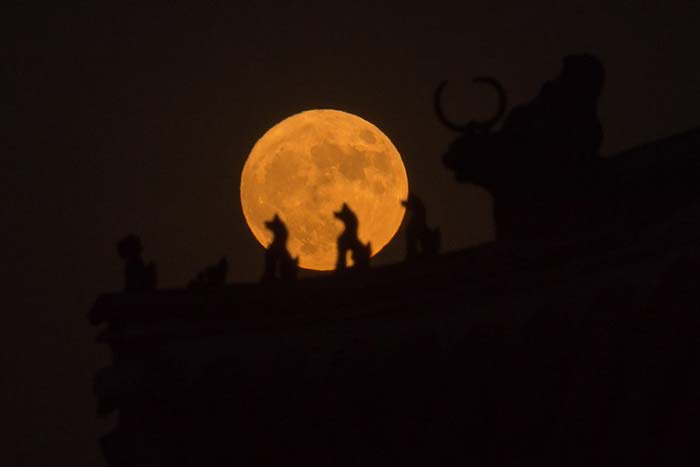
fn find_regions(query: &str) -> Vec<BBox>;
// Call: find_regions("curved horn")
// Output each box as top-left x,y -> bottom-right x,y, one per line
472,76 -> 506,128
434,76 -> 507,132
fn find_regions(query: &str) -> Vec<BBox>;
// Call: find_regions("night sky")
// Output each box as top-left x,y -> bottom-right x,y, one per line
6,2 -> 700,465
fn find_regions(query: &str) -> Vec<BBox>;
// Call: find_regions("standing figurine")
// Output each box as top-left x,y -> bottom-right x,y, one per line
402,192 -> 441,260
334,203 -> 371,272
262,214 -> 299,282
117,234 -> 157,292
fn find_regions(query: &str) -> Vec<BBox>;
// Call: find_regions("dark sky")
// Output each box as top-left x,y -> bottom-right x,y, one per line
5,2 -> 700,465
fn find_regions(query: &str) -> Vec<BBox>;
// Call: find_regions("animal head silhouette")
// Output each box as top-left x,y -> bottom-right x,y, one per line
333,203 -> 358,228
434,54 -> 604,191
434,77 -> 507,187
401,192 -> 425,213
264,214 -> 288,240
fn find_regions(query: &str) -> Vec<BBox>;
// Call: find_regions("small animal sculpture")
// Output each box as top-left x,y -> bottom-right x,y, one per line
262,214 -> 299,282
116,234 -> 157,292
188,257 -> 228,291
334,203 -> 372,272
402,192 -> 441,260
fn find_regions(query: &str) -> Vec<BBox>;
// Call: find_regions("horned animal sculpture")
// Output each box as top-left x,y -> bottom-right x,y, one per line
434,54 -> 605,239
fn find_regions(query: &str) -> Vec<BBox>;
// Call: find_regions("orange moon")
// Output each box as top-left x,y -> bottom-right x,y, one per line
240,109 -> 409,271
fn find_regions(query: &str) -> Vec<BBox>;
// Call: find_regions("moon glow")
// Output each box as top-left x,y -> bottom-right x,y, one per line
240,109 -> 409,271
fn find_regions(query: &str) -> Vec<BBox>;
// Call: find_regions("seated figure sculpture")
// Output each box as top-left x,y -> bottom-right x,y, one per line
262,214 -> 299,282
117,234 -> 157,292
334,203 -> 371,272
402,192 -> 441,260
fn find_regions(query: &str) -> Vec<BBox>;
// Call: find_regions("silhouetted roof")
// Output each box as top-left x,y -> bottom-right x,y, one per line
91,127 -> 700,341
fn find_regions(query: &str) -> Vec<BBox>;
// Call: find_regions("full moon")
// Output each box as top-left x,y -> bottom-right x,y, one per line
240,109 -> 409,271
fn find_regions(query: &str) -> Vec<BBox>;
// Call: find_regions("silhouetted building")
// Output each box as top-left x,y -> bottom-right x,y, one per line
91,129 -> 700,467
